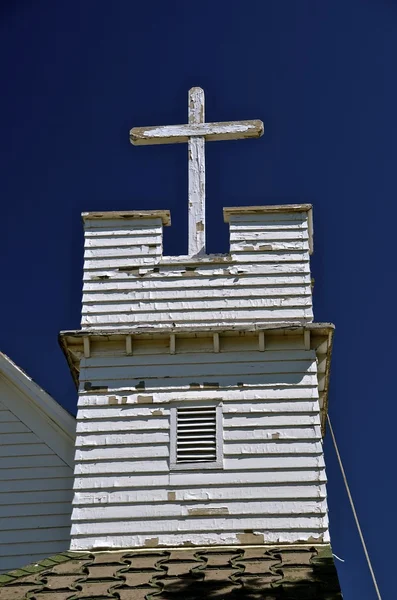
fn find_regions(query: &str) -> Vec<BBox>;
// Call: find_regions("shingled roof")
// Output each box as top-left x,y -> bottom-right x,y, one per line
0,545 -> 342,599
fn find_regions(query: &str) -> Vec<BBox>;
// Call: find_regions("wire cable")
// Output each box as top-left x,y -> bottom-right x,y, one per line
327,414 -> 382,600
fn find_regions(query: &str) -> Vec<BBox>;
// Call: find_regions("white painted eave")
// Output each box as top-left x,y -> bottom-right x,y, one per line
59,322 -> 334,437
0,352 -> 76,466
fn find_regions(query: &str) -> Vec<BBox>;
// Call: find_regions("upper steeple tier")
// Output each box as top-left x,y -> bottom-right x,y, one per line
81,203 -> 313,331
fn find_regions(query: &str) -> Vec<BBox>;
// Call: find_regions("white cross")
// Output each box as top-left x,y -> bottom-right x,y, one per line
130,87 -> 264,256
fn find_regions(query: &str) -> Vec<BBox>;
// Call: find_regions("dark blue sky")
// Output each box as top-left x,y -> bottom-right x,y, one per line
1,1 -> 393,596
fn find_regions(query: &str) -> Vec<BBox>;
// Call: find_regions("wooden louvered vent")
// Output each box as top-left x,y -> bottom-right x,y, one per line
176,406 -> 218,463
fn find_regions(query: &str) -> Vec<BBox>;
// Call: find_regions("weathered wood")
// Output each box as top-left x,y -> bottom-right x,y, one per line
84,245 -> 162,258
85,233 -> 162,246
80,209 -> 314,328
82,297 -> 312,316
68,197 -> 336,551
81,349 -> 314,367
71,529 -> 329,550
169,333 -> 176,355
79,375 -> 317,397
82,308 -> 313,328
304,330 -> 311,350
72,499 -> 327,521
125,335 -> 133,356
75,432 -> 169,447
80,352 -> 316,378
73,484 -> 327,505
83,284 -> 311,301
82,210 -> 171,225
77,387 -> 319,407
230,229 -> 309,241
83,336 -> 90,358
129,87 -> 263,255
188,87 -> 206,255
72,514 -> 326,536
75,445 -> 169,461
130,120 -> 263,145
258,331 -> 265,351
83,250 -> 309,270
76,417 -> 168,433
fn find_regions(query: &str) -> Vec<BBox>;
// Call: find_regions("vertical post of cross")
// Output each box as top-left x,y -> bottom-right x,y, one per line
188,87 -> 206,256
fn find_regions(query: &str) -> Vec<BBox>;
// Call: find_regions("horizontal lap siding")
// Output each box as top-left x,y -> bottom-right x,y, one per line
71,347 -> 328,549
0,398 -> 73,572
81,213 -> 313,330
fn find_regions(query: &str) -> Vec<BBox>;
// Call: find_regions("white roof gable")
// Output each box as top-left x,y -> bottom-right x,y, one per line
0,352 -> 75,467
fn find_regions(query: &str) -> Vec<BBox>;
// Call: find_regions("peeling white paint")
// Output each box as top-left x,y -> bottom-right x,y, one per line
67,200 -> 334,551
80,209 -> 313,330
129,88 -> 263,256
71,341 -> 329,549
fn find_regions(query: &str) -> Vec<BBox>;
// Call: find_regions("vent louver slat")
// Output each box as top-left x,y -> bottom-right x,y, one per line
176,406 -> 217,463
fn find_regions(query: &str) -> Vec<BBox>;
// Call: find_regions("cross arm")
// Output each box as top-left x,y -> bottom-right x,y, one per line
130,120 -> 264,146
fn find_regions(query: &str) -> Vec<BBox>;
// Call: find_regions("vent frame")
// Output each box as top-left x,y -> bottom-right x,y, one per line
170,402 -> 223,471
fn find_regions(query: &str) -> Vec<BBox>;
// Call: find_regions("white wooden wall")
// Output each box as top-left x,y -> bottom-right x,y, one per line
70,334 -> 327,550
0,383 -> 74,573
81,209 -> 313,330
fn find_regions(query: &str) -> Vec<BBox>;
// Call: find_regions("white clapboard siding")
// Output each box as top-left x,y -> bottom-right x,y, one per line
77,386 -> 320,406
71,343 -> 329,548
73,483 -> 327,505
0,372 -> 74,573
72,499 -> 328,521
73,469 -> 326,492
82,307 -> 313,328
71,515 -> 328,537
74,455 -> 324,475
80,374 -> 317,394
73,530 -> 329,550
81,210 -> 313,330
78,350 -> 318,392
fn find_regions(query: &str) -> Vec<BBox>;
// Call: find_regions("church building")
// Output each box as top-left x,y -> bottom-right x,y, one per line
0,88 -> 342,598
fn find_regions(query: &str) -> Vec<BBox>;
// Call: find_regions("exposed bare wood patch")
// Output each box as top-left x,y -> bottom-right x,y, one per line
144,537 -> 159,547
304,330 -> 311,350
137,395 -> 153,404
125,335 -> 133,356
188,507 -> 229,516
83,337 -> 90,358
213,333 -> 220,353
237,531 -> 265,544
258,331 -> 265,351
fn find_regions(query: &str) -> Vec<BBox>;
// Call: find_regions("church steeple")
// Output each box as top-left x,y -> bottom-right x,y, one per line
58,87 -> 342,598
